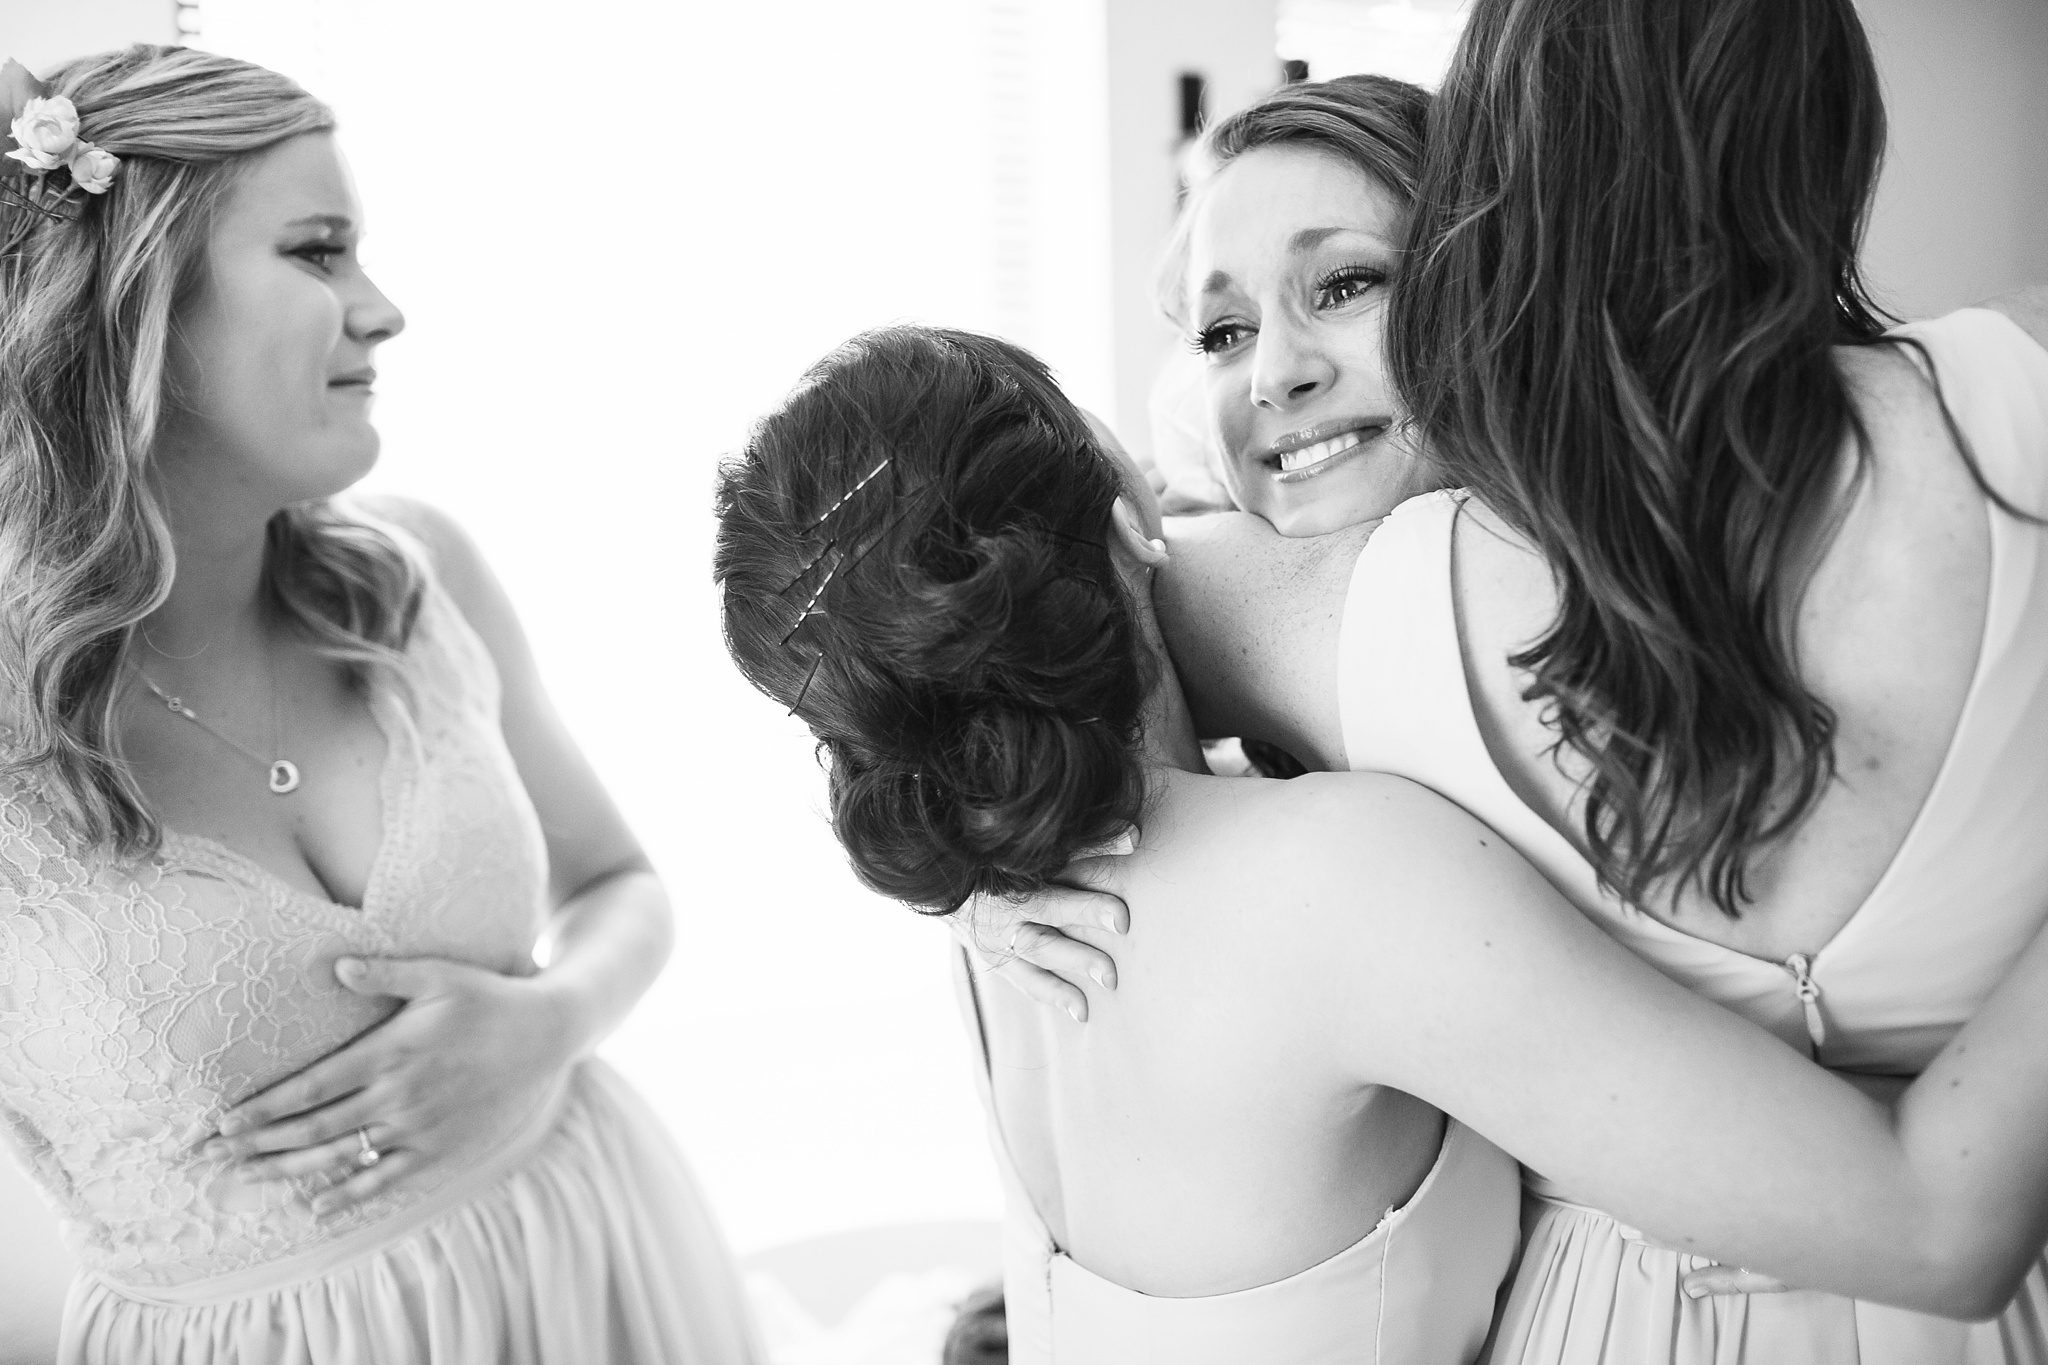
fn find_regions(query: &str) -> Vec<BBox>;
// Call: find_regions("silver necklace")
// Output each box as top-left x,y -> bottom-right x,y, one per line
137,666 -> 301,796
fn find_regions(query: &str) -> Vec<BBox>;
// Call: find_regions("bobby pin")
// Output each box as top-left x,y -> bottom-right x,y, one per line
786,652 -> 823,717
804,456 -> 892,532
780,547 -> 846,645
775,537 -> 837,599
780,479 -> 941,643
0,179 -> 77,224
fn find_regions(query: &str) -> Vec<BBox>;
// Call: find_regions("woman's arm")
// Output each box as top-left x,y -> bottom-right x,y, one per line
1268,772 -> 2048,1318
387,498 -> 673,1045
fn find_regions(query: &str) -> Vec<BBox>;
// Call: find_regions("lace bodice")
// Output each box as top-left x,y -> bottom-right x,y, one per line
0,571 -> 550,1289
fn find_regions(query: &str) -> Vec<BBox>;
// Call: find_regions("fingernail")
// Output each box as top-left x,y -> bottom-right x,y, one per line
217,1114 -> 246,1138
1090,966 -> 1115,990
1099,909 -> 1125,934
334,956 -> 364,983
311,1196 -> 335,1217
203,1141 -> 230,1161
1065,1001 -> 1085,1023
1682,1282 -> 1705,1300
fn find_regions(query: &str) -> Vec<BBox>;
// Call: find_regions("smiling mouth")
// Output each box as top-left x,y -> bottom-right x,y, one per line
1264,423 -> 1387,480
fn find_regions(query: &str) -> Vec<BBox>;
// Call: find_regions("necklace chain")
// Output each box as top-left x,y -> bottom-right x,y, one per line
135,662 -> 302,796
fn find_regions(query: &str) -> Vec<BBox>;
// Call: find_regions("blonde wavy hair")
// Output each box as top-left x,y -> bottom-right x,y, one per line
0,44 -> 422,858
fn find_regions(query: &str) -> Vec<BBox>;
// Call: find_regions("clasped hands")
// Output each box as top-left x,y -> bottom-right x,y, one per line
200,955 -> 580,1218
955,853 -> 1789,1300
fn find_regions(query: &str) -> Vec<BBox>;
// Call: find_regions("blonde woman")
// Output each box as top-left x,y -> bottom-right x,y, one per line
0,46 -> 757,1363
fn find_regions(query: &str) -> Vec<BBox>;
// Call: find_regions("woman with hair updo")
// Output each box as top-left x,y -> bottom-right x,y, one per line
0,45 -> 758,1364
717,323 -> 2048,1363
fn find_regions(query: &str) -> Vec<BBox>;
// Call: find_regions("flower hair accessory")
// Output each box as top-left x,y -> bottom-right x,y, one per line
1,58 -> 119,221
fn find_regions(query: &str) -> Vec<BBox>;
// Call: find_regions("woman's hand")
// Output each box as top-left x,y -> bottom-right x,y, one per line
950,830 -> 1138,1023
205,954 -> 578,1216
953,885 -> 1128,1022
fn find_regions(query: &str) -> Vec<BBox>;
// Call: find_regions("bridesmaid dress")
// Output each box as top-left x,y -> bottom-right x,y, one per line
957,953 -> 1522,1364
1337,309 -> 2048,1364
0,568 -> 763,1364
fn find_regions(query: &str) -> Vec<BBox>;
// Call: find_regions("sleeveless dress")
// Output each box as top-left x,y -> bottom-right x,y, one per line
955,951 -> 1522,1364
0,574 -> 763,1364
1337,308 -> 2048,1365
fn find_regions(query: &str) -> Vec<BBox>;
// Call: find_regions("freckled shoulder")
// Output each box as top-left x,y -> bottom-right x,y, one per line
1157,513 -> 1371,768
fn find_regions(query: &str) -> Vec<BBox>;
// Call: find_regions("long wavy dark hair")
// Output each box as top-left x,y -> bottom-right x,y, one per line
1385,0 -> 1894,915
715,327 -> 1150,914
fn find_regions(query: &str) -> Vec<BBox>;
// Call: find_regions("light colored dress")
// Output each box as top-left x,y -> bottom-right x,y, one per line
0,573 -> 763,1364
1337,309 -> 2048,1364
956,952 -> 1522,1364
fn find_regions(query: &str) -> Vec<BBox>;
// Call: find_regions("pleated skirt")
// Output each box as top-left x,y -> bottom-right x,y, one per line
62,1060 -> 763,1365
1487,1191 -> 2048,1365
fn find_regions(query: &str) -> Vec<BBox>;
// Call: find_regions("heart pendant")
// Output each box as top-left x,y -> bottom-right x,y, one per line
269,759 -> 301,795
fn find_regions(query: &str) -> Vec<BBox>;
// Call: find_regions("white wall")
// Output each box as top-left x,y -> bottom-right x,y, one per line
2,0 -> 169,72
1103,0 -> 1283,460
1856,0 -> 2048,317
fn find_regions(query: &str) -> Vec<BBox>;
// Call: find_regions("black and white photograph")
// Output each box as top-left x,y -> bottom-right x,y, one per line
1,0 -> 2046,1361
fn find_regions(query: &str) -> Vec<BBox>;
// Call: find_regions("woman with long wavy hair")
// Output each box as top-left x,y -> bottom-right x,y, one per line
0,45 -> 757,1363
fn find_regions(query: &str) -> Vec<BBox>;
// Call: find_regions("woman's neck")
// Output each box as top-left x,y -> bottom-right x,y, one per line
1131,589 -> 1210,779
140,513 -> 274,672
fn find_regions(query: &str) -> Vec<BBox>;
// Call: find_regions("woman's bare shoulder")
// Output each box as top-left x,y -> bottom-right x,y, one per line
345,494 -> 528,681
1155,514 -> 1369,767
346,494 -> 500,621
1169,770 -> 1526,919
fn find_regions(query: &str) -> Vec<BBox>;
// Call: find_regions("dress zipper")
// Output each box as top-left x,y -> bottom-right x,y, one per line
1782,952 -> 1826,1053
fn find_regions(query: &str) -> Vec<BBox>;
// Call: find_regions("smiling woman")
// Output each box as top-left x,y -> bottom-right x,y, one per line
1161,75 -> 1445,538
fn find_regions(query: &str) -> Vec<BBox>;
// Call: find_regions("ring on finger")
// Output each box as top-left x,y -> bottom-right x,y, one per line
354,1126 -> 382,1169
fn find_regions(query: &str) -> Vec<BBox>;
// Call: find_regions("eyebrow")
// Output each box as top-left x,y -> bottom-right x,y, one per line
283,214 -> 354,234
1198,225 -> 1394,297
1289,225 -> 1369,252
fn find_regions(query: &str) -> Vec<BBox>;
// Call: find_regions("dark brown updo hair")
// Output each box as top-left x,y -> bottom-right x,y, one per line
715,327 -> 1151,914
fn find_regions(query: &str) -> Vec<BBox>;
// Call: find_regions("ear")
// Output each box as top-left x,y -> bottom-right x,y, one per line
1109,497 -> 1170,568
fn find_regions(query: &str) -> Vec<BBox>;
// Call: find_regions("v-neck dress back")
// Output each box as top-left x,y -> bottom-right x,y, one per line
1337,309 -> 2048,1365
0,567 -> 761,1363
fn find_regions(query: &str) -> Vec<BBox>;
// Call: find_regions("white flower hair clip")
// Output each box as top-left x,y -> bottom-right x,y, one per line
1,58 -> 120,222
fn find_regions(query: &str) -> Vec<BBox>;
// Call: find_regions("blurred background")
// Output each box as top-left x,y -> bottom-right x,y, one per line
0,0 -> 2044,1360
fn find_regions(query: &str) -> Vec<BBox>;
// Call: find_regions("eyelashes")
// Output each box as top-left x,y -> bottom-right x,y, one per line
1187,322 -> 1245,357
1313,264 -> 1387,307
290,242 -> 347,272
1187,261 -> 1390,359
